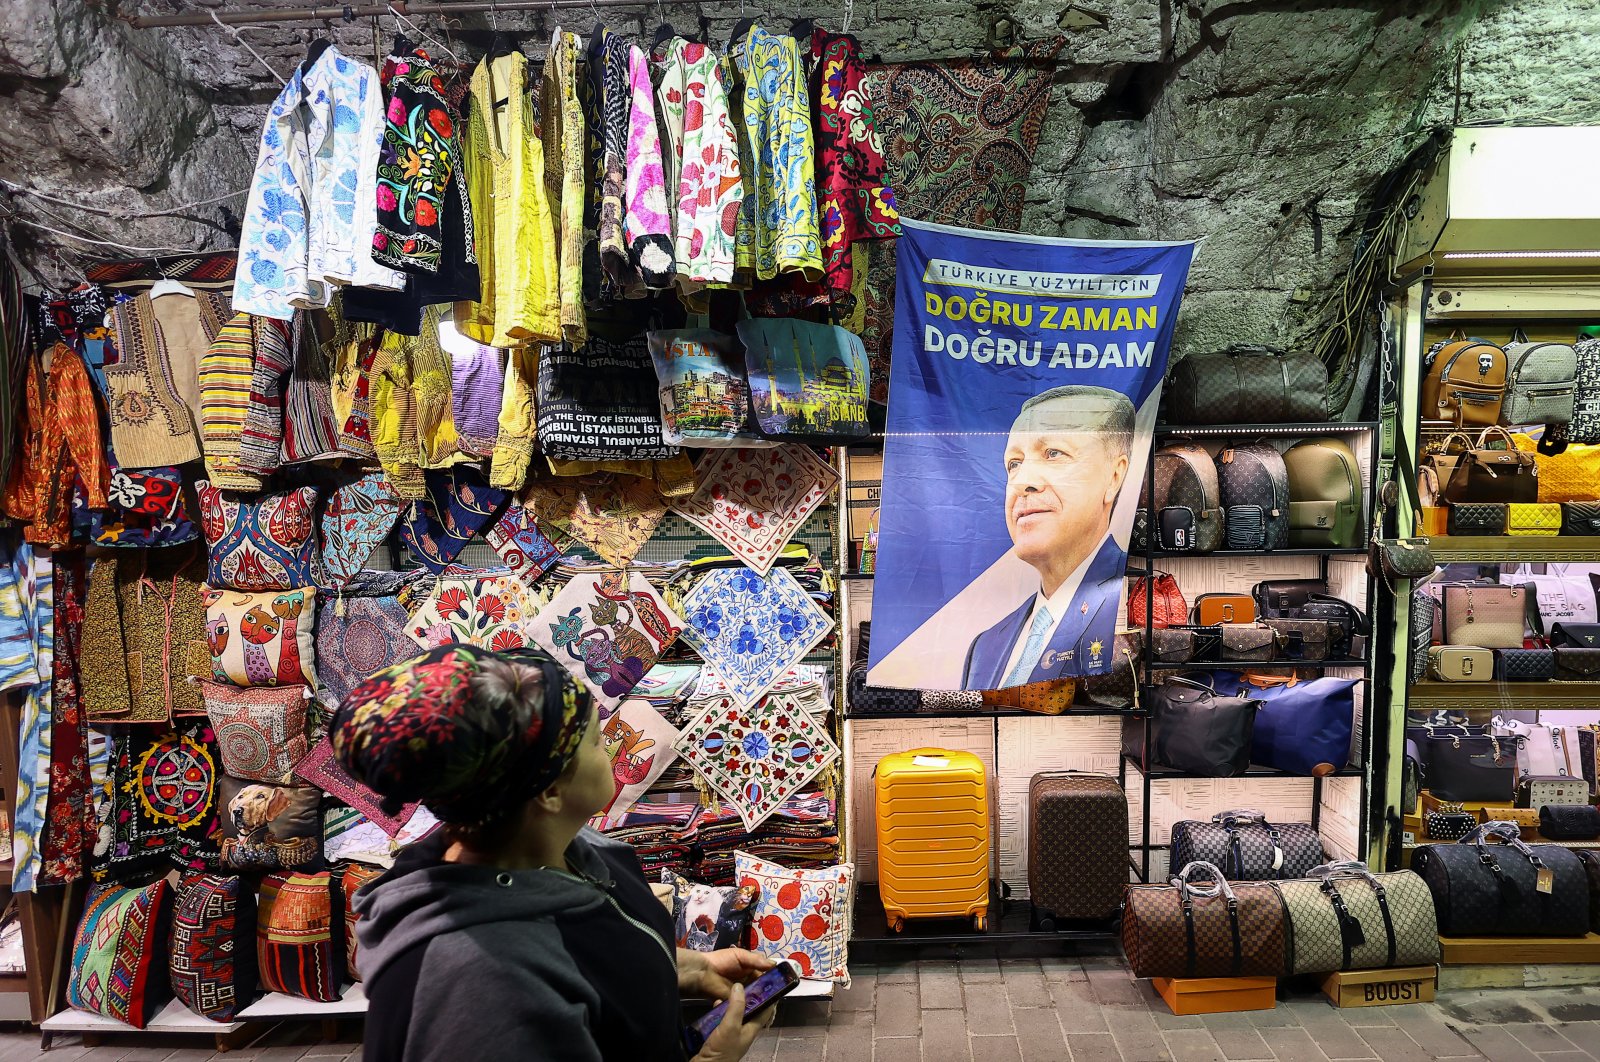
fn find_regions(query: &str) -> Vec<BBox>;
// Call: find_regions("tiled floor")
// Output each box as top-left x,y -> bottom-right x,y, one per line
2,958 -> 1598,1060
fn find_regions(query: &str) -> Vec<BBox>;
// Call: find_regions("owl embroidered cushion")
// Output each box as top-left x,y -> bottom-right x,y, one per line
197,482 -> 320,591
66,879 -> 174,1028
170,873 -> 258,1021
734,852 -> 855,985
203,586 -> 318,687
257,870 -> 342,1002
662,870 -> 759,952
338,862 -> 384,981
200,680 -> 312,782
217,775 -> 322,873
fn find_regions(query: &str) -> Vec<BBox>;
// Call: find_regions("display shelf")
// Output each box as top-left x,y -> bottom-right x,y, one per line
1155,421 -> 1378,436
848,888 -> 1118,961
841,571 -> 875,580
1121,754 -> 1362,781
237,983 -> 368,1019
1407,681 -> 1600,708
1133,547 -> 1368,561
845,706 -> 1145,721
41,997 -> 244,1034
1424,535 -> 1600,562
1158,659 -> 1369,671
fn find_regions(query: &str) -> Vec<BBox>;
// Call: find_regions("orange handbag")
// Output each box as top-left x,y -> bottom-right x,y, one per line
1193,593 -> 1256,627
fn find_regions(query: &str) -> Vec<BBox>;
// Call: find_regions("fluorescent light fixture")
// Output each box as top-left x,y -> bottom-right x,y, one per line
1441,249 -> 1600,260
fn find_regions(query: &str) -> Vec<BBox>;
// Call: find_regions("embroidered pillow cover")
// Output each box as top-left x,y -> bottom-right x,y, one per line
318,472 -> 405,588
323,806 -> 397,868
92,723 -> 223,882
672,446 -> 838,575
74,464 -> 201,548
588,698 -> 683,828
257,870 -> 342,1002
529,570 -> 684,714
200,679 -> 311,782
67,880 -> 174,1028
197,483 -> 320,591
203,586 -> 318,687
314,570 -> 429,705
407,571 -> 541,652
734,852 -> 855,985
295,735 -> 420,837
678,567 -> 833,709
170,873 -> 258,1021
484,503 -> 563,583
674,689 -> 841,832
399,467 -> 510,573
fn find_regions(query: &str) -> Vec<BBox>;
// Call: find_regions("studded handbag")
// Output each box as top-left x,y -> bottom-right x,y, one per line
1424,804 -> 1475,841
1121,861 -> 1289,979
1412,822 -> 1591,937
1278,861 -> 1442,975
1169,810 -> 1324,881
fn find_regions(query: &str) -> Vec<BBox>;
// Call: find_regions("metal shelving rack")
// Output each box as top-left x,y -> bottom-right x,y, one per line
1124,421 -> 1381,884
1385,271 -> 1600,865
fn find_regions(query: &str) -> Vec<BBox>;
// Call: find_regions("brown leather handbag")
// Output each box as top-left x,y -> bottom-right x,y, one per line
1122,861 -> 1289,979
1442,426 -> 1539,504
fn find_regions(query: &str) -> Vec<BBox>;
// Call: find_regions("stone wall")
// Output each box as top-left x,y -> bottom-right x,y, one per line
3,0 -> 1599,357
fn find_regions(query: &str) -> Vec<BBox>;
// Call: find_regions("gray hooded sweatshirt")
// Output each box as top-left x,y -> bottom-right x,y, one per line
354,827 -> 685,1062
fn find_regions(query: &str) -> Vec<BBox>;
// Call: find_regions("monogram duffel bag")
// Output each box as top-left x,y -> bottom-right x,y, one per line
1411,821 -> 1590,937
1169,809 -> 1325,881
1122,861 -> 1288,979
1276,861 -> 1441,974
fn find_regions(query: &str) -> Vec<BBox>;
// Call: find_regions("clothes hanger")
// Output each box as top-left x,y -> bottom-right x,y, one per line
300,34 -> 334,76
651,0 -> 675,49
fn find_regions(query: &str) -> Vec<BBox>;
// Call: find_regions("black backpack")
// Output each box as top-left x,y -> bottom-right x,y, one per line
1215,443 -> 1289,551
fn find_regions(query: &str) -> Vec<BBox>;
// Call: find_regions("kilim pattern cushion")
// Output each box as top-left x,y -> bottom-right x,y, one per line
258,870 -> 342,1002
67,880 -> 173,1028
170,874 -> 258,1020
338,863 -> 384,981
200,680 -> 311,782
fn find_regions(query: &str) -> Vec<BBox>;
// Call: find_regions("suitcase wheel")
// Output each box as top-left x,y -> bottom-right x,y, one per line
1035,913 -> 1056,933
973,912 -> 987,932
888,915 -> 905,933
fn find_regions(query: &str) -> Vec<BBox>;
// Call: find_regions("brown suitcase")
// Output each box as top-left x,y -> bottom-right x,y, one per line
1122,861 -> 1289,979
1027,773 -> 1127,926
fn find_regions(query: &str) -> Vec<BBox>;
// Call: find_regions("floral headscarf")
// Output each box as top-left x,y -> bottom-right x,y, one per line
330,644 -> 589,825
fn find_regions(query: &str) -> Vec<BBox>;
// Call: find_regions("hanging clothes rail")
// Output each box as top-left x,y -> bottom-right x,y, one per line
128,1 -> 740,28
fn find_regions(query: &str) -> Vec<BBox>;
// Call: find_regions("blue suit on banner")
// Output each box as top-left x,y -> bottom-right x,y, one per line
960,535 -> 1125,689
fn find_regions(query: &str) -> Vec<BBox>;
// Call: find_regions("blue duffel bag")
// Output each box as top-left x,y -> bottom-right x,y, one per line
1210,671 -> 1357,775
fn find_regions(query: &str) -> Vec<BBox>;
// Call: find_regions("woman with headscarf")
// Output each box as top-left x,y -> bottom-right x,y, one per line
333,644 -> 775,1062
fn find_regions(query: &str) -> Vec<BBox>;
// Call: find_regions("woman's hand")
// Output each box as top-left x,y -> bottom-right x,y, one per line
691,983 -> 777,1062
678,948 -> 774,999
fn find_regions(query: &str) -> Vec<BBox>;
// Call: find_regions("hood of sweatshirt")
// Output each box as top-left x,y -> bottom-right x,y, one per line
353,825 -> 619,985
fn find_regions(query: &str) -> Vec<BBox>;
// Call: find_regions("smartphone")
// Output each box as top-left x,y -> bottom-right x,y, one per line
682,959 -> 802,1056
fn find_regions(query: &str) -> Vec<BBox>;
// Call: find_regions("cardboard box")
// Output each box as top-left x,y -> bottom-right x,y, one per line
846,453 -> 883,544
1152,976 -> 1276,1016
1421,792 -> 1498,815
1320,966 -> 1437,1008
1402,812 -> 1422,847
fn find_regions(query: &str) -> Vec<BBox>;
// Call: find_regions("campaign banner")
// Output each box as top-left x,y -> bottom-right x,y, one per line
866,219 -> 1197,690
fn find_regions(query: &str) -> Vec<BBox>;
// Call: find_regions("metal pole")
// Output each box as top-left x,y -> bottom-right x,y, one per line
128,0 -> 721,28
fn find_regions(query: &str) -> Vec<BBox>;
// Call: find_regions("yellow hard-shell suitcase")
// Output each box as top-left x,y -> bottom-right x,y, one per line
874,748 -> 990,932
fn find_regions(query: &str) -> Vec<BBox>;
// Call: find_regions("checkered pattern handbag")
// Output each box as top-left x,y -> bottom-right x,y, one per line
1121,861 -> 1288,979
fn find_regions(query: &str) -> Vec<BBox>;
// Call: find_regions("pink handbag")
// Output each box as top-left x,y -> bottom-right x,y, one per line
1441,584 -> 1529,648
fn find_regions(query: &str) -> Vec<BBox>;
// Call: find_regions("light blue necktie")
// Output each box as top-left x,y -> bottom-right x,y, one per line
1003,606 -> 1053,686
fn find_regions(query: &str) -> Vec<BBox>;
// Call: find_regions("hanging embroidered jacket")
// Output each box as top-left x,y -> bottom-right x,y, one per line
238,313 -> 341,470
80,550 -> 209,724
234,45 -> 406,320
454,52 -> 561,346
541,31 -> 588,346
624,44 -> 674,289
41,552 -> 90,885
372,39 -> 462,273
655,39 -> 745,291
4,346 -> 110,548
369,330 -> 428,499
730,26 -> 823,283
105,290 -> 232,468
810,30 -> 900,297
